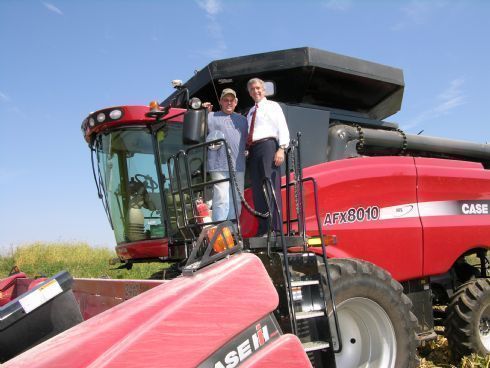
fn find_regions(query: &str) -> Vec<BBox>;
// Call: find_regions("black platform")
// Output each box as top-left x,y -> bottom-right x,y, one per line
243,235 -> 306,250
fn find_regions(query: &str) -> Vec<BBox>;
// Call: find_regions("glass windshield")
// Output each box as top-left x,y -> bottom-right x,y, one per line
95,129 -> 165,244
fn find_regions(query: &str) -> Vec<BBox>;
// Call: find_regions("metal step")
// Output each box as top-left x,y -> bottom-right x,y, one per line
302,340 -> 330,352
291,280 -> 319,287
244,235 -> 305,249
296,310 -> 325,320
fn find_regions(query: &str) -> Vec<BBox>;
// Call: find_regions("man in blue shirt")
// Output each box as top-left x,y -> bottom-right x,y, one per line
205,89 -> 248,221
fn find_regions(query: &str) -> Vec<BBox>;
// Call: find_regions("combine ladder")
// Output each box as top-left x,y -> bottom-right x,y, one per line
245,133 -> 341,367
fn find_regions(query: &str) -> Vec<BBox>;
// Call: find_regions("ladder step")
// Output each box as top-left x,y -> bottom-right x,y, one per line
302,341 -> 330,352
296,310 -> 325,320
291,280 -> 319,287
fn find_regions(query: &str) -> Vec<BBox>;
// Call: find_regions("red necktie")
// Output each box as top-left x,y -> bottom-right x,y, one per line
246,104 -> 258,148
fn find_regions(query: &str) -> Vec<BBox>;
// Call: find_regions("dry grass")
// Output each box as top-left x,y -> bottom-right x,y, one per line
419,335 -> 490,367
0,242 -> 165,279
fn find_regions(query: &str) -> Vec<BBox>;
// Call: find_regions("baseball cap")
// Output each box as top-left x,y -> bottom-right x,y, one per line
220,88 -> 237,99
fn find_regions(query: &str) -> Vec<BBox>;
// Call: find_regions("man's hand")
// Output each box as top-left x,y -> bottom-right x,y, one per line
202,102 -> 213,112
274,148 -> 285,166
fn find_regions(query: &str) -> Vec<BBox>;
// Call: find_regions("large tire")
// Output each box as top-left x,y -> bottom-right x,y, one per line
319,258 -> 419,368
444,278 -> 490,359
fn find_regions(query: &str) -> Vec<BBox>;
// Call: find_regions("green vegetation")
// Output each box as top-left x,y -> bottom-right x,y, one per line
1,242 -> 489,367
0,242 -> 164,279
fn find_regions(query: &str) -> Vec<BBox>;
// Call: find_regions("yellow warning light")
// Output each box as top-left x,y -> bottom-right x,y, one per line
208,226 -> 235,253
149,100 -> 160,111
307,235 -> 337,247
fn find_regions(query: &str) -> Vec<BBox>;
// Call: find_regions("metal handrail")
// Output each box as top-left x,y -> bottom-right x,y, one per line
184,138 -> 241,237
165,139 -> 241,243
261,178 -> 298,335
302,176 -> 343,353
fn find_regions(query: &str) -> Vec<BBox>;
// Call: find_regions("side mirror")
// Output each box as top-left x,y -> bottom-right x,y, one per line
183,109 -> 206,144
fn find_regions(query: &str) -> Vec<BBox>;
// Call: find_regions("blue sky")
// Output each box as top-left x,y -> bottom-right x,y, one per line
1,0 -> 489,251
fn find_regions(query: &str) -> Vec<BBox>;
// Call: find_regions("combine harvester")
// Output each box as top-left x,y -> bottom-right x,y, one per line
2,47 -> 490,367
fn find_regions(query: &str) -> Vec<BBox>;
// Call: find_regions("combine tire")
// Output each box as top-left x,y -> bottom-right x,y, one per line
445,278 -> 490,359
319,258 -> 419,368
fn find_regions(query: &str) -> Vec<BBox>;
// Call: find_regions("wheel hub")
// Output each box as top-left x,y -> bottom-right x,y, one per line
479,304 -> 490,350
334,297 -> 396,368
480,318 -> 490,335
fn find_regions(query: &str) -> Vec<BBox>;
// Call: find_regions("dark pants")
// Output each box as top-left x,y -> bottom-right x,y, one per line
249,139 -> 282,235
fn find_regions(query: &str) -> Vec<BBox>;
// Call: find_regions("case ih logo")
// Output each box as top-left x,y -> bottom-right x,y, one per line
214,324 -> 270,368
198,315 -> 281,368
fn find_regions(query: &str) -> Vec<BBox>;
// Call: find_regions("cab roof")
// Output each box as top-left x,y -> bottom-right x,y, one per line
161,47 -> 404,120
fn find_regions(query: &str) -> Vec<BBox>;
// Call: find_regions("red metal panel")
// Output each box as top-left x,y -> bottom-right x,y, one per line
0,274 -> 27,306
301,156 -> 423,281
115,238 -> 169,260
83,106 -> 185,143
72,279 -> 166,320
239,187 -> 259,238
415,158 -> 490,276
240,334 -> 311,367
5,253 -> 279,368
0,273 -> 27,291
240,156 -> 424,281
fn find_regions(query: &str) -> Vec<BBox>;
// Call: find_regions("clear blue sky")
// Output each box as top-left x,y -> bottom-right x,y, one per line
1,0 -> 489,251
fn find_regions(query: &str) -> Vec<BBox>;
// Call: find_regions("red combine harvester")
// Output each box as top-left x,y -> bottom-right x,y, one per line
2,47 -> 490,367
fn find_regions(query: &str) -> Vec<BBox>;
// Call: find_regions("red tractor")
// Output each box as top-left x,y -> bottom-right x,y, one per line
2,47 -> 490,367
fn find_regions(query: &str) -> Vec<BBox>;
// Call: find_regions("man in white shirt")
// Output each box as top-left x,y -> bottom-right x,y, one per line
246,78 -> 290,236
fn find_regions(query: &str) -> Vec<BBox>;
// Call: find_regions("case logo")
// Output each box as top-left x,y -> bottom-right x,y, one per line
461,203 -> 489,215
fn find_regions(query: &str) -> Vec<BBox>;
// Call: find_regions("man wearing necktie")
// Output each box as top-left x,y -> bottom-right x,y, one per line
246,78 -> 290,236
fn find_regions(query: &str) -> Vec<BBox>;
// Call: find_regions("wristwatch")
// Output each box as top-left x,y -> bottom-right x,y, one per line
279,144 -> 287,150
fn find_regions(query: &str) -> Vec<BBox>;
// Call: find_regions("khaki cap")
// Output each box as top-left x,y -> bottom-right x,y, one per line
220,88 -> 237,99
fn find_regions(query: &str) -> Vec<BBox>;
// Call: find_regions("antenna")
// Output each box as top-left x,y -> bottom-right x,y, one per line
206,65 -> 220,106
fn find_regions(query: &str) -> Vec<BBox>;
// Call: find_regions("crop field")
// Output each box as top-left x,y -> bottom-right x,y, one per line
1,242 -> 489,367
0,242 -> 164,280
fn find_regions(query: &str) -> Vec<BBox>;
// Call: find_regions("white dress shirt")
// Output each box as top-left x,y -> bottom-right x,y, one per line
247,98 -> 290,147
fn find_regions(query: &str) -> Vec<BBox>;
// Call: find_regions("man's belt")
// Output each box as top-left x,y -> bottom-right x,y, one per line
251,137 -> 277,146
